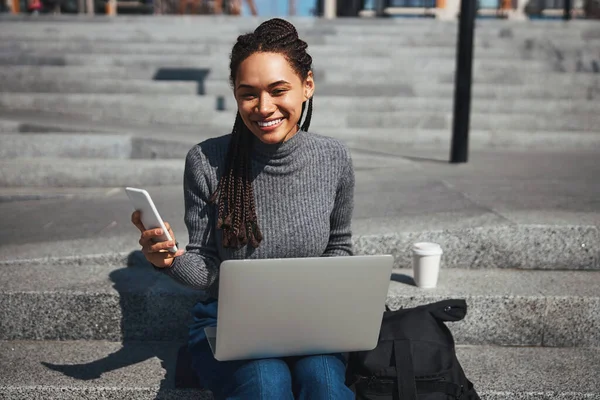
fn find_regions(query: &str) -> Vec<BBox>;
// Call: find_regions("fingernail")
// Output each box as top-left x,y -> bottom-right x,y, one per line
156,229 -> 162,235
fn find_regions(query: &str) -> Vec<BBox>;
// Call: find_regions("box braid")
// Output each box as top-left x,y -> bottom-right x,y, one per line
209,18 -> 314,249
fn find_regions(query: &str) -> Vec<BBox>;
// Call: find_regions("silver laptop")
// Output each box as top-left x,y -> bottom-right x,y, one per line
204,254 -> 393,361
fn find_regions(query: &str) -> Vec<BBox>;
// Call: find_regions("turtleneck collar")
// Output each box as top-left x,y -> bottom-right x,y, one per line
251,128 -> 307,162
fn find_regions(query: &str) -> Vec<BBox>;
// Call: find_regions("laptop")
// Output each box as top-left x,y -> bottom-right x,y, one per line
204,254 -> 393,361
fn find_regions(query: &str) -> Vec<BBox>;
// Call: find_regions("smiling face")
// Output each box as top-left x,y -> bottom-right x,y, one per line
234,52 -> 315,145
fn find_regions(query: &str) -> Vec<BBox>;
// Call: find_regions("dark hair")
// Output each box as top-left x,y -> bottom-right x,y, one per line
208,18 -> 314,249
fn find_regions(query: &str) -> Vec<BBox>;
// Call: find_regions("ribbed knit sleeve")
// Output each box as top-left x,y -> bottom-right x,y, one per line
322,146 -> 354,257
161,145 -> 221,291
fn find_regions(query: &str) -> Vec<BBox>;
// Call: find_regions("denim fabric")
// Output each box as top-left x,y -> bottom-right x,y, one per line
188,300 -> 354,400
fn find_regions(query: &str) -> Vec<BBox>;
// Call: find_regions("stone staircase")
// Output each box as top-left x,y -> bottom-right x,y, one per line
0,15 -> 599,399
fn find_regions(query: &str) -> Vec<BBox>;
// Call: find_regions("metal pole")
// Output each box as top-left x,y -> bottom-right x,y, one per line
563,0 -> 572,20
450,0 -> 476,164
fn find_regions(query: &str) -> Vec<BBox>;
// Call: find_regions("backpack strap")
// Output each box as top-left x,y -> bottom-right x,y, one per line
393,340 -> 418,400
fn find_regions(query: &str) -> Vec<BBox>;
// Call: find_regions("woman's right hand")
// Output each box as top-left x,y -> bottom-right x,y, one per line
131,210 -> 185,268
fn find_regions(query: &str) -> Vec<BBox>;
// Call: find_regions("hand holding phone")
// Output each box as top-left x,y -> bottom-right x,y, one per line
127,187 -> 184,267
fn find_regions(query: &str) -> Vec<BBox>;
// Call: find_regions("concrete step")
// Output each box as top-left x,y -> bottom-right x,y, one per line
0,133 -> 134,159
1,340 -> 599,399
0,93 -> 220,126
324,68 -> 598,85
0,41 -> 524,59
1,106 -> 598,154
2,91 -> 598,116
3,29 -> 595,56
0,119 -> 21,133
0,23 -> 534,38
2,65 -> 596,87
0,110 -> 224,137
1,196 -> 597,267
0,260 -> 599,346
0,116 -> 115,134
319,31 -> 597,46
0,158 -> 185,188
0,77 -> 199,96
0,340 -> 208,400
1,94 -> 598,132
345,110 -> 599,132
0,145 -> 598,261
3,25 -> 597,43
202,78 -> 600,100
311,96 -> 600,114
0,133 -> 198,160
338,127 -> 600,152
1,18 -> 597,39
0,53 -> 555,75
3,124 -> 600,166
0,147 -> 419,187
0,31 -> 468,47
2,74 -> 598,101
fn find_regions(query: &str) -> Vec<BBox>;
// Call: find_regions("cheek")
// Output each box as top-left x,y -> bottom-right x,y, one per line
283,95 -> 304,115
236,100 -> 254,117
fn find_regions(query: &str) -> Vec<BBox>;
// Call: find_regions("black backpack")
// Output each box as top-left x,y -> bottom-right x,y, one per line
346,299 -> 480,400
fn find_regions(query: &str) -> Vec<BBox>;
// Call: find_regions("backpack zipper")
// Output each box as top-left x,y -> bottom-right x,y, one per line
416,373 -> 447,381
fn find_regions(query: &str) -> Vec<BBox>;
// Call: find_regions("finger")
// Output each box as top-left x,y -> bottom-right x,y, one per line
148,248 -> 183,268
163,222 -> 176,239
149,240 -> 177,253
168,228 -> 176,241
170,249 -> 185,257
175,249 -> 185,257
131,211 -> 146,232
142,228 -> 164,240
139,236 -> 152,248
161,249 -> 185,263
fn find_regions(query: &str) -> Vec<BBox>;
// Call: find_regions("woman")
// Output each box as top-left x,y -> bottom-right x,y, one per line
132,18 -> 355,399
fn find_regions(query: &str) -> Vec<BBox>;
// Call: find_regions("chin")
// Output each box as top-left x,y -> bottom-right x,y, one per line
252,127 -> 295,145
255,133 -> 286,145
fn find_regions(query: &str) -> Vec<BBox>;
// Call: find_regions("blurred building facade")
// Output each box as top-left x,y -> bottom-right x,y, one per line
3,0 -> 597,19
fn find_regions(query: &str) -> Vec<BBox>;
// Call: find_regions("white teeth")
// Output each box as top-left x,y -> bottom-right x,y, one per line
257,118 -> 282,127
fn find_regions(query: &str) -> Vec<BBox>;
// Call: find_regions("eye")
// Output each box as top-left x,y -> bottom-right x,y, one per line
272,89 -> 287,96
240,93 -> 256,99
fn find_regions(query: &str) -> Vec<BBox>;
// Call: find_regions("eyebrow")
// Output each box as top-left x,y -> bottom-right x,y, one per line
236,80 -> 291,91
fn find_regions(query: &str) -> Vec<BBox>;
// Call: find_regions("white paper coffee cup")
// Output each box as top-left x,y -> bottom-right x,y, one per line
411,242 -> 443,288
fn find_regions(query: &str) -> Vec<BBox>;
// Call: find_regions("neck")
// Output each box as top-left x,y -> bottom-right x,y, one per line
281,124 -> 300,143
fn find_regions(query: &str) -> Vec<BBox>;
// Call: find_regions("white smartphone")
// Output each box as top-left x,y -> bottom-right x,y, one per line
125,187 -> 178,253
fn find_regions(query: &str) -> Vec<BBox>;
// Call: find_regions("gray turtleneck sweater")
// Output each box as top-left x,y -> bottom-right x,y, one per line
163,129 -> 355,299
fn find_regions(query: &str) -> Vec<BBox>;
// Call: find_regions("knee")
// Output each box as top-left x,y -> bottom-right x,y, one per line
253,358 -> 293,389
225,358 -> 293,399
292,354 -> 350,394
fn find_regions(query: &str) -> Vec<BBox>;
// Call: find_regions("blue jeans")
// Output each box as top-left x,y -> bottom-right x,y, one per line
188,299 -> 354,400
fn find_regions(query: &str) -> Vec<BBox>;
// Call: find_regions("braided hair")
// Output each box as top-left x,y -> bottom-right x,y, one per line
208,18 -> 314,250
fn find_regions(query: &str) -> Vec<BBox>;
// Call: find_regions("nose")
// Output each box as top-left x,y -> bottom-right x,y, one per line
256,93 -> 275,116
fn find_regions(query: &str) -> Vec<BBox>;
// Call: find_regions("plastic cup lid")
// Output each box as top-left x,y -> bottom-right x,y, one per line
412,242 -> 443,256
